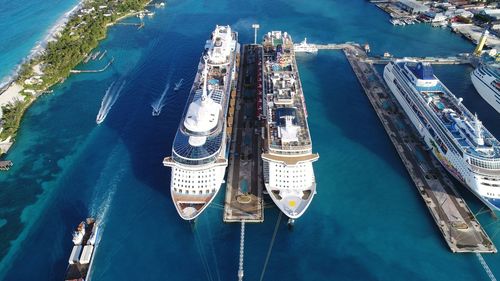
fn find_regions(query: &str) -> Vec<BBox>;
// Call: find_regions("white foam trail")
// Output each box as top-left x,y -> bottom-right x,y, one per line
174,78 -> 184,91
151,82 -> 170,116
96,80 -> 126,124
0,1 -> 85,89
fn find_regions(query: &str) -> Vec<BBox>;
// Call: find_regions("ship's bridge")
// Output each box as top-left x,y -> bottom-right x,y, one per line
403,62 -> 439,88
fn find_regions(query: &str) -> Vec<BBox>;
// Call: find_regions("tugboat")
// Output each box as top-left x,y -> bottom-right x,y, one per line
64,218 -> 100,281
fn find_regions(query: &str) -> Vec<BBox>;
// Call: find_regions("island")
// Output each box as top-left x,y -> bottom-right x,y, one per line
0,0 -> 154,155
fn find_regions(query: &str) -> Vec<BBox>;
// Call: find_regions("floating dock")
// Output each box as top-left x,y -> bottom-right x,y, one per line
344,44 -> 496,253
224,44 -> 264,223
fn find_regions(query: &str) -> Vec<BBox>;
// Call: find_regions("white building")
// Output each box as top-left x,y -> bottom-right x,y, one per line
397,0 -> 430,14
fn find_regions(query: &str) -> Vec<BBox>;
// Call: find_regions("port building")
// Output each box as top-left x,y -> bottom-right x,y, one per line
397,0 -> 429,14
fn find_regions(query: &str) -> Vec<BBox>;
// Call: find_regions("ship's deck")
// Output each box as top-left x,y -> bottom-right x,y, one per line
171,31 -> 237,164
263,34 -> 313,154
396,62 -> 500,160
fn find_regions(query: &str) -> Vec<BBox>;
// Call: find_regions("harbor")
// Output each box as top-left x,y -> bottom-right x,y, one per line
223,44 -> 264,223
3,0 -> 500,280
343,43 -> 496,253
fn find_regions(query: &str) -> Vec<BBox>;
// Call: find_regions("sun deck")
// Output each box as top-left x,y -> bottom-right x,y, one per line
396,61 -> 500,161
263,32 -> 313,155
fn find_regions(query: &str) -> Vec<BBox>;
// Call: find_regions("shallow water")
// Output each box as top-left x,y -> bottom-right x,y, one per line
1,0 -> 499,280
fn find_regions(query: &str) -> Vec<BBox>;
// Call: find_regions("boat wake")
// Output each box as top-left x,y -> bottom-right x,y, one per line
96,80 -> 126,124
174,78 -> 184,91
151,81 -> 170,116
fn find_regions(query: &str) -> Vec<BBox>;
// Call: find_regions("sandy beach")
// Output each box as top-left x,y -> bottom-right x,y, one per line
0,84 -> 24,107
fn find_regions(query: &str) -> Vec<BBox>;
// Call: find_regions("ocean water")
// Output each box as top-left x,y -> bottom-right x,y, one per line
0,0 -> 78,86
1,0 -> 499,280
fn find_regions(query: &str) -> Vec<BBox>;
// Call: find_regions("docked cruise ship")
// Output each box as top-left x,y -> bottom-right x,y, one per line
471,63 -> 500,114
163,25 -> 239,220
262,31 -> 319,219
384,60 -> 500,211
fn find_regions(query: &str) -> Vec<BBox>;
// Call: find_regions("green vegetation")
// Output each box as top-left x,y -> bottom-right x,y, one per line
0,97 -> 32,141
25,0 -> 149,89
1,0 -> 149,143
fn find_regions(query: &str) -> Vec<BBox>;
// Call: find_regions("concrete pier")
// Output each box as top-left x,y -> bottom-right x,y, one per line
344,44 -> 496,253
307,43 -> 472,65
223,44 -> 264,223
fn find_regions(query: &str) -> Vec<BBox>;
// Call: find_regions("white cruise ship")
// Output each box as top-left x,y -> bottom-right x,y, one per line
384,60 -> 500,211
163,25 -> 239,220
471,63 -> 500,114
293,37 -> 318,54
262,31 -> 319,219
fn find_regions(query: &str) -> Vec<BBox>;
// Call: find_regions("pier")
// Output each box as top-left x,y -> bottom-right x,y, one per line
365,56 -> 471,65
223,44 -> 264,223
343,44 -> 496,253
70,57 -> 114,74
305,43 -> 472,65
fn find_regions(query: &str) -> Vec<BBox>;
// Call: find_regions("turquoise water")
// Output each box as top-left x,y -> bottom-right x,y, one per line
1,0 -> 499,280
0,0 -> 78,85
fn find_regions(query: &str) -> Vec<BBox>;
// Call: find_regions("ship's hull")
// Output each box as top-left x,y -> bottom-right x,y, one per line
263,166 -> 316,219
166,30 -> 239,220
384,63 -> 500,212
169,162 -> 227,220
471,68 -> 500,114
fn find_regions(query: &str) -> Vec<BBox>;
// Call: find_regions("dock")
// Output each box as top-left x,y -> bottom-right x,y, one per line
223,44 -> 264,223
70,57 -> 114,74
343,44 -> 496,253
0,160 -> 13,171
309,44 -> 472,65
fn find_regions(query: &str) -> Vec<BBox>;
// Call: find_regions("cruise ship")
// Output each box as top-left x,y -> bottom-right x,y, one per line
163,25 -> 239,220
384,60 -> 500,211
262,31 -> 319,220
65,218 -> 99,281
293,38 -> 318,54
471,63 -> 500,114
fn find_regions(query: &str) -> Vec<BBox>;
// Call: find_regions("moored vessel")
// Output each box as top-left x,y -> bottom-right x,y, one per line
384,60 -> 500,211
65,218 -> 99,281
293,37 -> 318,54
471,63 -> 500,114
163,25 -> 239,220
261,31 -> 319,219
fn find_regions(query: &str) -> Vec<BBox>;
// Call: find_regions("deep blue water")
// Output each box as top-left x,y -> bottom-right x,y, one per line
1,0 -> 500,280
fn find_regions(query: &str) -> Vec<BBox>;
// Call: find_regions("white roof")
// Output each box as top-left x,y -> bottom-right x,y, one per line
79,245 -> 94,264
278,116 -> 299,143
183,96 -> 221,134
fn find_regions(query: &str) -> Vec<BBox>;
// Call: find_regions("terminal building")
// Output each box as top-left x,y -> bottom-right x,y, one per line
397,0 -> 430,14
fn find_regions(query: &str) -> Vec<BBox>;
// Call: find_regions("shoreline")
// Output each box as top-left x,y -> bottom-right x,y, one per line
0,1 -> 85,90
0,0 -> 153,157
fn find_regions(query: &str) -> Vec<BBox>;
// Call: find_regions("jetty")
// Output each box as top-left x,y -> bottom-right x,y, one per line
224,44 -> 264,223
343,44 -> 496,253
301,43 -> 472,65
0,160 -> 13,171
70,57 -> 114,74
